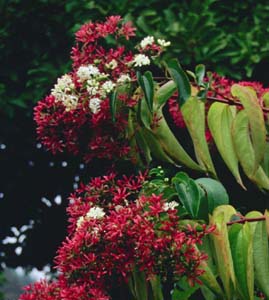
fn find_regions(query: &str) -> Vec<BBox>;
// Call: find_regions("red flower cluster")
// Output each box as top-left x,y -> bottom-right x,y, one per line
168,73 -> 269,141
34,16 -> 169,163
20,173 -> 213,299
34,16 -> 138,162
20,278 -> 109,300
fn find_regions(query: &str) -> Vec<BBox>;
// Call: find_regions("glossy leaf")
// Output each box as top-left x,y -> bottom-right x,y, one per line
210,205 -> 236,299
151,111 -> 203,171
138,96 -> 152,130
229,223 -> 254,300
150,276 -> 163,300
155,80 -> 176,108
231,84 -> 266,174
195,178 -> 229,214
129,269 -> 148,300
166,59 -> 191,106
232,110 -> 269,189
137,71 -> 154,113
172,278 -> 199,300
198,250 -> 224,298
135,129 -> 152,165
141,128 -> 175,165
208,102 -> 244,187
195,64 -> 206,86
253,219 -> 269,298
172,172 -> 201,218
109,90 -> 117,122
261,143 -> 269,177
127,111 -> 144,167
181,96 -> 216,176
262,92 -> 269,107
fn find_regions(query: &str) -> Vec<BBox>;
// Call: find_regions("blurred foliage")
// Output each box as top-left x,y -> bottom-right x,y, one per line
1,0 -> 269,117
0,272 -> 5,300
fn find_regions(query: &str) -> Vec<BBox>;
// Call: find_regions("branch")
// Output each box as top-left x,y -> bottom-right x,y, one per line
227,216 -> 266,226
207,96 -> 269,114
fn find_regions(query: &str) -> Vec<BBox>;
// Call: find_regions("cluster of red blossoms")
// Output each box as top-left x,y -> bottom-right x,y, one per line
20,173 -> 213,300
34,16 -> 168,163
168,73 -> 269,141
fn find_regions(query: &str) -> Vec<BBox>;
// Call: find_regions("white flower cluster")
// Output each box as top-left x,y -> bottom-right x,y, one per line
86,206 -> 105,219
86,79 -> 100,96
140,36 -> 154,48
102,80 -> 116,94
163,201 -> 179,211
77,65 -> 100,82
117,74 -> 131,84
139,35 -> 171,49
76,206 -> 106,229
89,97 -> 102,114
76,64 -> 119,114
51,74 -> 78,111
132,54 -> 151,67
157,39 -> 171,47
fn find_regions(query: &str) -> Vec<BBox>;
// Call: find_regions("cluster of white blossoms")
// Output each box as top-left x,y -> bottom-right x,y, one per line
52,36 -> 171,113
117,74 -> 131,84
140,36 -> 154,48
140,35 -> 171,49
102,80 -> 116,94
51,74 -> 79,112
157,39 -> 171,47
89,97 -> 102,114
76,64 -> 119,114
76,206 -> 106,229
132,54 -> 151,67
76,65 -> 100,82
163,201 -> 179,211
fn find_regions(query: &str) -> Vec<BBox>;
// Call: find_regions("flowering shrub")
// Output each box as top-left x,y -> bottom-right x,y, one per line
34,16 -> 169,162
20,173 -> 213,300
20,14 -> 269,300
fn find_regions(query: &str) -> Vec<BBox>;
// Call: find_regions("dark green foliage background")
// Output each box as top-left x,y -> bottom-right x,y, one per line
1,0 -> 269,117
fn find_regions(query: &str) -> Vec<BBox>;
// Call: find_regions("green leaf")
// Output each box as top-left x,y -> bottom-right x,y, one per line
231,84 -> 266,174
261,143 -> 269,177
200,286 -> 217,300
128,269 -> 148,300
232,110 -> 269,189
253,219 -> 269,298
195,64 -> 206,86
181,96 -> 216,176
151,111 -> 203,171
137,71 -> 154,113
135,129 -> 152,165
172,172 -> 201,218
210,205 -> 237,299
155,80 -> 176,108
195,178 -> 229,214
199,258 -> 224,298
208,102 -> 244,188
138,96 -> 152,130
127,110 -> 144,168
196,237 -> 224,298
109,90 -> 117,122
166,59 -> 191,106
262,92 -> 269,107
141,128 -> 176,165
150,276 -> 163,300
172,278 -> 199,300
229,223 -> 254,300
